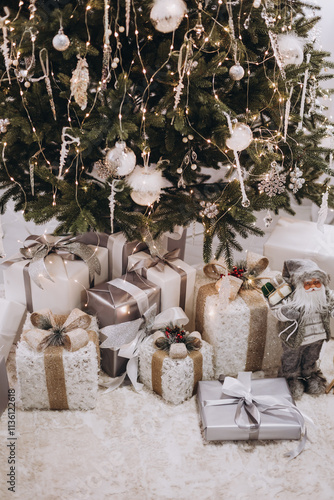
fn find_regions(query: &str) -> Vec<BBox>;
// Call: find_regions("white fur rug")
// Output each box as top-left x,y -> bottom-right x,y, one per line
1,341 -> 334,500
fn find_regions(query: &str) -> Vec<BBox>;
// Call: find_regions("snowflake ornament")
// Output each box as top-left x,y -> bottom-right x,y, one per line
199,201 -> 219,219
289,165 -> 305,193
258,161 -> 286,198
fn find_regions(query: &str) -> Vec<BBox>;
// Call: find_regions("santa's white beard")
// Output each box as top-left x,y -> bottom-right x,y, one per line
290,283 -> 327,315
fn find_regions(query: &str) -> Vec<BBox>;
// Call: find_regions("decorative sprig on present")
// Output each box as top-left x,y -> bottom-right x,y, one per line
154,324 -> 202,353
226,260 -> 266,291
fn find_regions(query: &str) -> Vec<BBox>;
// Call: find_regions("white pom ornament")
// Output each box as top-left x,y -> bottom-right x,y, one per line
128,165 -> 164,206
277,34 -> 304,67
226,123 -> 253,151
150,0 -> 187,33
229,62 -> 245,81
52,28 -> 70,52
105,141 -> 136,177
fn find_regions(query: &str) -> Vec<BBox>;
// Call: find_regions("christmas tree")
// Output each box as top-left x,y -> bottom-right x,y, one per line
0,0 -> 333,264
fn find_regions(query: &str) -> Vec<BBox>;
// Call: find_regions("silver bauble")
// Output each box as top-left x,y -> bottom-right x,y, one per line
277,34 -> 304,67
229,62 -> 245,81
150,0 -> 187,33
105,141 -> 136,177
52,29 -> 70,51
226,123 -> 253,151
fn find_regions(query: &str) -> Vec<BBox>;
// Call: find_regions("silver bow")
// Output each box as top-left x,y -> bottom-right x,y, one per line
99,305 -> 189,393
20,234 -> 101,289
203,372 -> 313,460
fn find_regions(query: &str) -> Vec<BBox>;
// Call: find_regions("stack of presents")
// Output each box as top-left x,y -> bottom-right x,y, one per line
1,217 -> 334,455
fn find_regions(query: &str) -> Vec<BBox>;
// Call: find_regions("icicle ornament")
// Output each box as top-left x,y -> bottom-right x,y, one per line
0,7 -> 11,84
101,0 -> 112,91
317,191 -> 329,233
71,56 -> 89,110
284,86 -> 293,141
58,127 -> 80,178
297,53 -> 311,131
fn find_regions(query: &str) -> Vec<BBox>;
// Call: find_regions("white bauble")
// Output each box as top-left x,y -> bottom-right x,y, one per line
150,0 -> 187,33
229,62 -> 245,81
105,141 -> 136,176
226,123 -> 253,151
52,29 -> 70,51
277,34 -> 304,67
128,165 -> 164,206
253,0 -> 261,7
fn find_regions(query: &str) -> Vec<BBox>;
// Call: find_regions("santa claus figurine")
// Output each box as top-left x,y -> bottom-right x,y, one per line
270,259 -> 334,399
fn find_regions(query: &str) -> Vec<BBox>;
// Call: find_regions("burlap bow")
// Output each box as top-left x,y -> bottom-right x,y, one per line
22,308 -> 92,352
20,234 -> 101,289
128,248 -> 181,273
203,251 -> 270,301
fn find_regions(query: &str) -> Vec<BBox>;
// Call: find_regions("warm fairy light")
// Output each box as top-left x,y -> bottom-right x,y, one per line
86,5 -> 91,10
135,30 -> 139,35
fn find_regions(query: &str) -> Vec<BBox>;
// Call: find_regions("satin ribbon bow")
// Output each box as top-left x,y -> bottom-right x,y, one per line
203,251 -> 271,301
203,372 -> 312,460
128,248 -> 181,273
22,308 -> 92,352
99,304 -> 189,393
20,234 -> 101,289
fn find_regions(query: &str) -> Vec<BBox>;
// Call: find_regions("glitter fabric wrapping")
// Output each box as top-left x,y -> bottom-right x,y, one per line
139,334 -> 214,405
16,313 -> 99,410
193,269 -> 282,378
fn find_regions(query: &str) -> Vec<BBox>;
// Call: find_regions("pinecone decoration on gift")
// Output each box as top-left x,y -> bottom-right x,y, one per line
153,325 -> 202,359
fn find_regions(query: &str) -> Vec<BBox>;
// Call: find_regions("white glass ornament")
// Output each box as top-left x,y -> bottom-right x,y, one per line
253,0 -> 261,7
105,141 -> 136,177
229,62 -> 245,81
52,28 -> 70,51
128,165 -> 164,206
226,123 -> 253,151
150,0 -> 187,33
277,34 -> 304,67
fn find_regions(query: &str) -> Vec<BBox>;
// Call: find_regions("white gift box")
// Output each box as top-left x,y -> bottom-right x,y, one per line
264,217 -> 334,279
16,313 -> 99,410
0,298 -> 26,360
127,251 -> 196,323
139,335 -> 214,405
194,270 -> 282,377
3,246 -> 108,314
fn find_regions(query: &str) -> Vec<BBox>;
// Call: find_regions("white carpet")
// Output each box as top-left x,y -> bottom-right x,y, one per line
1,340 -> 334,500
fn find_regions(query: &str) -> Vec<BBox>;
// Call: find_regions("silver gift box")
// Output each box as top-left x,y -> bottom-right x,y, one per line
197,377 -> 302,441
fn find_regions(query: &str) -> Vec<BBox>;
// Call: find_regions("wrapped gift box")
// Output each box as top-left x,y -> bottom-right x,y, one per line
0,298 -> 26,360
80,227 -> 187,280
3,237 -> 108,314
264,217 -> 334,282
194,269 -> 282,378
197,375 -> 302,441
127,251 -> 196,323
16,310 -> 99,410
139,335 -> 214,405
86,272 -> 160,378
0,355 -> 9,417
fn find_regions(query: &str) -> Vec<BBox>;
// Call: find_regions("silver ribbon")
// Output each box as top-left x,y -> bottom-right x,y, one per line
99,305 -> 189,393
20,234 -> 101,289
203,372 -> 312,460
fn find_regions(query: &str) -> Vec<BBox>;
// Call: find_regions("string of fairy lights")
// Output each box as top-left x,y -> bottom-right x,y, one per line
0,0 -> 333,243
